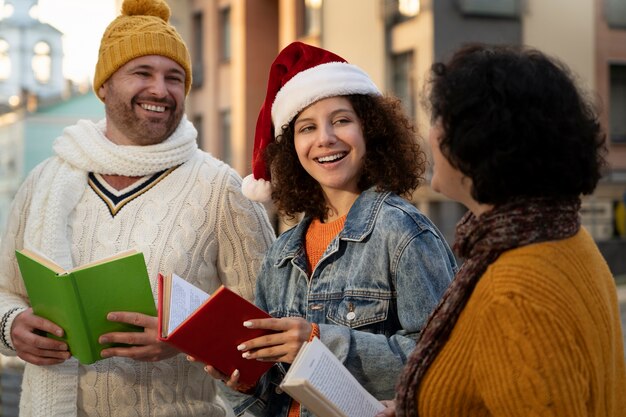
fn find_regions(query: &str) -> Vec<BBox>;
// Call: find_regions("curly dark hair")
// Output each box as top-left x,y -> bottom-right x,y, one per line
265,94 -> 426,220
427,43 -> 606,205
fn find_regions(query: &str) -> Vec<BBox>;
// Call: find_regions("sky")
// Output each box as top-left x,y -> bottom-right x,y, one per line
28,0 -> 118,85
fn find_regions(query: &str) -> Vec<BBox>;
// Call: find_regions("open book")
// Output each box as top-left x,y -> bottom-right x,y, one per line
157,273 -> 275,386
15,249 -> 157,365
279,337 -> 386,417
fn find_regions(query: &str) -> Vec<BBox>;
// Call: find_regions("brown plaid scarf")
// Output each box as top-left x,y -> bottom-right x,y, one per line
395,196 -> 581,417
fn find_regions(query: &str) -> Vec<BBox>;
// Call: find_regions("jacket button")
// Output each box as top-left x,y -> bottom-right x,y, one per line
275,387 -> 283,394
346,312 -> 356,321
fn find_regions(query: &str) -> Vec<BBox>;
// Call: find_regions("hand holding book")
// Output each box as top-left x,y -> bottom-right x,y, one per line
280,337 -> 387,417
205,315 -> 316,392
234,316 -> 315,363
374,400 -> 397,417
15,249 -> 157,365
98,310 -> 180,362
158,273 -> 316,387
157,274 -> 277,386
9,307 -> 71,366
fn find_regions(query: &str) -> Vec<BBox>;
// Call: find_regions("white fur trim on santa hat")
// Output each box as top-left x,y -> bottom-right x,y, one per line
242,174 -> 272,203
271,62 -> 381,137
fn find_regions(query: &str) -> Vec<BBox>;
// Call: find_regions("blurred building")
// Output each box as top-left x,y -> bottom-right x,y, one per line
2,0 -> 624,267
0,0 -> 65,112
0,0 -> 104,239
171,0 -> 626,274
0,0 -> 62,238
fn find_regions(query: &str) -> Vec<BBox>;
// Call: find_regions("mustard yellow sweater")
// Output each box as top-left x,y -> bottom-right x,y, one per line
418,229 -> 626,417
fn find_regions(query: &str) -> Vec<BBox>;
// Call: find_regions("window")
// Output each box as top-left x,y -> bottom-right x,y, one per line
220,7 -> 231,62
610,64 -> 626,143
0,39 -> 10,80
384,0 -> 419,26
2,3 -> 14,18
29,4 -> 39,19
605,0 -> 626,28
32,41 -> 51,84
303,0 -> 322,37
220,110 -> 232,165
392,51 -> 415,119
457,0 -> 520,18
192,11 -> 204,88
398,0 -> 420,17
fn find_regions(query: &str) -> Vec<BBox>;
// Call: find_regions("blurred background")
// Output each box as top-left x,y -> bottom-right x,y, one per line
0,0 -> 625,415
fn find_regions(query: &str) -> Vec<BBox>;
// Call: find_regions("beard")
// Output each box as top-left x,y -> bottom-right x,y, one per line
105,93 -> 184,146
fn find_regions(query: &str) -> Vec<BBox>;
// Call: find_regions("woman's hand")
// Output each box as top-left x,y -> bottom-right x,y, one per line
205,362 -> 243,389
195,317 -> 313,389
188,355 -> 251,392
376,400 -> 397,417
236,317 -> 313,364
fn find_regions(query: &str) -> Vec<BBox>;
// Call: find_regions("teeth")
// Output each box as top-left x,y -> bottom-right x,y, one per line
141,104 -> 166,113
317,153 -> 346,163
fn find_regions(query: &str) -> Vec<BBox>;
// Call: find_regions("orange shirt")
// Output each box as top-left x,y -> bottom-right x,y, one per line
287,214 -> 347,417
305,215 -> 347,274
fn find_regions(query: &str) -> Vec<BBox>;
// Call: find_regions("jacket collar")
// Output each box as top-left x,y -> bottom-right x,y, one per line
275,188 -> 390,263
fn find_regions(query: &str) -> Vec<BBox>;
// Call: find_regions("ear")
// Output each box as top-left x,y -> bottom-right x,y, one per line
98,83 -> 106,101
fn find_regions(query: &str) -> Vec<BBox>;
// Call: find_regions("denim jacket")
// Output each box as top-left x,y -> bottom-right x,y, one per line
228,189 -> 457,417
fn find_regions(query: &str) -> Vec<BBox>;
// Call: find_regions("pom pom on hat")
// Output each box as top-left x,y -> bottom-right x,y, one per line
93,0 -> 192,98
242,174 -> 273,203
242,41 -> 381,202
122,0 -> 170,19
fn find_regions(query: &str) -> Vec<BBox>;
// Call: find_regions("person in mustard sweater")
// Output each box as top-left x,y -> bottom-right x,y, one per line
200,41 -> 458,417
378,44 -> 626,417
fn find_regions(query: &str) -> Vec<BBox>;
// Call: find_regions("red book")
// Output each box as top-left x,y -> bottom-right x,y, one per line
157,273 -> 275,386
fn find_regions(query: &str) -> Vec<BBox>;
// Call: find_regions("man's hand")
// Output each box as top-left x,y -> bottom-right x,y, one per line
11,308 -> 71,365
99,312 -> 178,362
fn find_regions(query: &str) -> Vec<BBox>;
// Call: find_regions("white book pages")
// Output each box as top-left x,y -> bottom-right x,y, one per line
167,273 -> 210,333
280,337 -> 386,417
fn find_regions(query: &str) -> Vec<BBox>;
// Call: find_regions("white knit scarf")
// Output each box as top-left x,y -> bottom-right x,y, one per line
23,116 -> 198,270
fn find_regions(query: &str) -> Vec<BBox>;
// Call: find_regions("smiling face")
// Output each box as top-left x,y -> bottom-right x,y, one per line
98,55 -> 186,146
293,96 -> 366,204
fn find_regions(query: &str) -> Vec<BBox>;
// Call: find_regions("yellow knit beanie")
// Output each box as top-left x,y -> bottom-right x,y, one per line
93,0 -> 192,98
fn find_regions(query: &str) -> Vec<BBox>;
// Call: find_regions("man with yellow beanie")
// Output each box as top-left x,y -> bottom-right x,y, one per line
0,0 -> 275,416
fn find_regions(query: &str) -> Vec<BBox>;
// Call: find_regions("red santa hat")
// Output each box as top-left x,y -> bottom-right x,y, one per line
242,41 -> 381,202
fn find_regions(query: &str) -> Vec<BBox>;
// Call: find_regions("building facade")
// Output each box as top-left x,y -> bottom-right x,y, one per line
2,0 -> 623,270
0,0 -> 68,238
0,0 -> 65,111
172,0 -> 626,273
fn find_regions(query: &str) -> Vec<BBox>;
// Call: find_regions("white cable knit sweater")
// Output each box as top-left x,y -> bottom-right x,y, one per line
0,120 -> 275,416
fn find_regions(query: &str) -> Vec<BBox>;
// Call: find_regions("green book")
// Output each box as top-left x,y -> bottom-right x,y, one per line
15,249 -> 157,365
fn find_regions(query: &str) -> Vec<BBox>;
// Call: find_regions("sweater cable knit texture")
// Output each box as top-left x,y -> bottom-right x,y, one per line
0,119 -> 275,416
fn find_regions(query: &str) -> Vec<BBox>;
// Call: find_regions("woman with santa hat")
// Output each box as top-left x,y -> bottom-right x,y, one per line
205,41 -> 457,417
